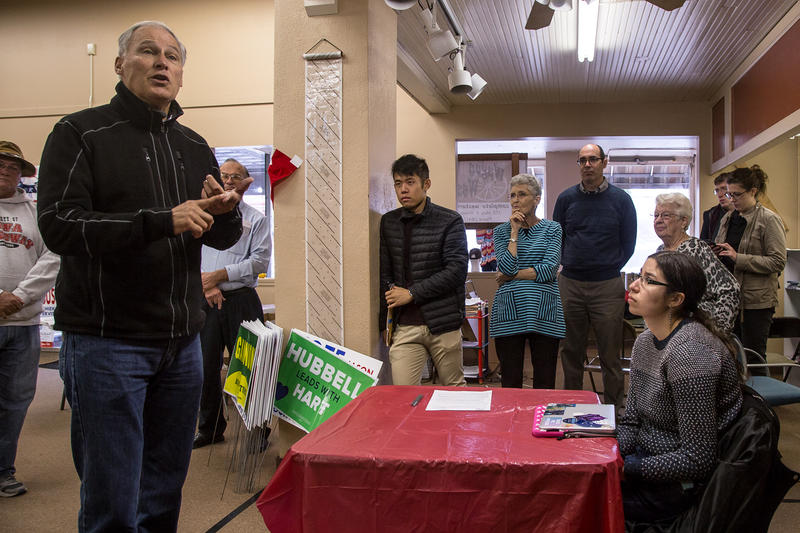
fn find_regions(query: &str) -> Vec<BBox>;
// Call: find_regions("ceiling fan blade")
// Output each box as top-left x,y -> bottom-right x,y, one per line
525,1 -> 556,30
646,0 -> 687,10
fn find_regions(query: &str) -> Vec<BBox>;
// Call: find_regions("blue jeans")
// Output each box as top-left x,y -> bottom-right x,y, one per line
0,325 -> 40,479
60,332 -> 203,533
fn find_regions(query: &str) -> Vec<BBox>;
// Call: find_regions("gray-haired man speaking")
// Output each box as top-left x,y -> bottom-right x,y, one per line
38,21 -> 251,531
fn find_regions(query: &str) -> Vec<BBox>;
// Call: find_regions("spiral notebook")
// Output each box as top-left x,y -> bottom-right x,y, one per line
532,403 -> 616,438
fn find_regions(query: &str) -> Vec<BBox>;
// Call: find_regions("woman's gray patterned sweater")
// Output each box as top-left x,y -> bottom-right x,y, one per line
618,320 -> 742,482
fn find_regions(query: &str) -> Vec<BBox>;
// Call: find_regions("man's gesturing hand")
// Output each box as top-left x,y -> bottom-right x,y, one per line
172,199 -> 215,238
201,174 -> 254,215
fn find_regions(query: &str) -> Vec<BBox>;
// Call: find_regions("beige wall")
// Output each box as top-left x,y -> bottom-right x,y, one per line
271,0 -> 396,359
4,0 -> 798,336
0,0 -> 275,162
739,139 -> 799,248
396,88 -> 714,213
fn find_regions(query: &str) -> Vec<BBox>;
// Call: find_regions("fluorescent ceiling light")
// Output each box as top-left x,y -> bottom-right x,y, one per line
577,0 -> 599,62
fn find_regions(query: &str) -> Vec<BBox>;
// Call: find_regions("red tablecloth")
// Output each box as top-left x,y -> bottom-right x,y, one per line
257,386 -> 624,533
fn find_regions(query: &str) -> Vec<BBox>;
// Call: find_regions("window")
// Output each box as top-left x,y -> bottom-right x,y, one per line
212,145 -> 275,277
606,153 -> 695,273
455,138 -> 699,276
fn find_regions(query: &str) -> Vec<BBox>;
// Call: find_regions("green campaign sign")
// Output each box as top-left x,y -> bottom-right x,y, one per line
274,330 -> 377,433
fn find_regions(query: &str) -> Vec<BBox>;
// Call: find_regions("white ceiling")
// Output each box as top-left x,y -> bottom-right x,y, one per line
396,0 -> 799,109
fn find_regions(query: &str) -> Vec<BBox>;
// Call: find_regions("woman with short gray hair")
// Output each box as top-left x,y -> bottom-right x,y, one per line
490,174 -> 565,388
652,193 -> 739,331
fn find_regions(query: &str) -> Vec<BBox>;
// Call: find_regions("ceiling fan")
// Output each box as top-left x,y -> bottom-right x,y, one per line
526,0 -> 687,30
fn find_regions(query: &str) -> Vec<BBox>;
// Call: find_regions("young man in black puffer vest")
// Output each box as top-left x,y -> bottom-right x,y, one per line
379,154 -> 468,386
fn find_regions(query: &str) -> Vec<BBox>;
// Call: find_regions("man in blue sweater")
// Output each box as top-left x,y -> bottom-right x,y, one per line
552,144 -> 637,408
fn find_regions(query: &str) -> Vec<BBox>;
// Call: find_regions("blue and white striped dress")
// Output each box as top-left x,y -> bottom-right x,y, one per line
489,219 -> 566,339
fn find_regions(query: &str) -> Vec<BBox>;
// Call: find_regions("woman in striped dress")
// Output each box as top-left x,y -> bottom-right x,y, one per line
491,174 -> 565,388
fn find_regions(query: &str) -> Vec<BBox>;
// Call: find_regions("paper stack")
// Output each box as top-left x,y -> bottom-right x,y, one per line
465,297 -> 487,316
223,320 -> 284,430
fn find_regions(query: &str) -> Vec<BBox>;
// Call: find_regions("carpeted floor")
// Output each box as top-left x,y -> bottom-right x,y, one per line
5,365 -> 276,532
5,356 -> 800,532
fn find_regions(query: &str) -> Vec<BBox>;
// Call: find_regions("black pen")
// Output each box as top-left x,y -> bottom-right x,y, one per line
410,394 -> 423,407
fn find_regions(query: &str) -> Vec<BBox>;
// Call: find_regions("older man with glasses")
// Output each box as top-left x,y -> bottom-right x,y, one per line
195,158 -> 271,449
38,21 -> 252,531
553,143 -> 637,409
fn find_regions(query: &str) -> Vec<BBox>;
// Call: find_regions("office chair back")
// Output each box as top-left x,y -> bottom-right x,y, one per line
732,335 -> 800,407
767,316 -> 800,381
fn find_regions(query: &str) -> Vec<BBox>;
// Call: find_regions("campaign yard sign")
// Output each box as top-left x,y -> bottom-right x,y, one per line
223,324 -> 259,412
274,329 -> 381,433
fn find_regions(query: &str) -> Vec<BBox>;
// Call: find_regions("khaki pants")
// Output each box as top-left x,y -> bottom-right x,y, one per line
389,325 -> 466,386
558,275 -> 625,407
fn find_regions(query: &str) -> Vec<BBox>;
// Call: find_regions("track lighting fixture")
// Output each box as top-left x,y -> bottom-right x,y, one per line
387,0 -> 488,100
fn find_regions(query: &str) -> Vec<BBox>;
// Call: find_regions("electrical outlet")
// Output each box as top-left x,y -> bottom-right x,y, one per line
87,43 -> 96,56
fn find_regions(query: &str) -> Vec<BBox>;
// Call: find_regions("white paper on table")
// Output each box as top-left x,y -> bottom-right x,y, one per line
425,390 -> 492,411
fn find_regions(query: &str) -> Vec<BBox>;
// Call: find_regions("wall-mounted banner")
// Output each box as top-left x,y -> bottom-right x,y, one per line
274,329 -> 381,433
304,47 -> 344,344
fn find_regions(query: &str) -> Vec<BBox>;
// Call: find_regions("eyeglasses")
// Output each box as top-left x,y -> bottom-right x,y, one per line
577,156 -> 604,166
631,274 -> 670,289
642,276 -> 669,288
0,160 -> 23,173
508,191 -> 533,200
725,190 -> 746,199
713,188 -> 727,196
220,172 -> 245,182
651,212 -> 679,220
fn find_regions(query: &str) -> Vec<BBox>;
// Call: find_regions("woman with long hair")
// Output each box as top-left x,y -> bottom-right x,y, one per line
715,165 -> 786,361
619,251 -> 742,524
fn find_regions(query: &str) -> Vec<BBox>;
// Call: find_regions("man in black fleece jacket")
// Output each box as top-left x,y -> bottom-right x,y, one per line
37,21 -> 250,532
379,154 -> 467,386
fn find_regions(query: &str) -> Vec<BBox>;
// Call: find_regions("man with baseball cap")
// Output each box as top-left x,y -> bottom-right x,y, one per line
0,141 -> 59,497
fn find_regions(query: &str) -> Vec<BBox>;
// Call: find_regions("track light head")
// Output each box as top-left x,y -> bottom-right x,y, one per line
384,0 -> 416,10
448,49 -> 472,93
428,30 -> 460,61
467,73 -> 487,100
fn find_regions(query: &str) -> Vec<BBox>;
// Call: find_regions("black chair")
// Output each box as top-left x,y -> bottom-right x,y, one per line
584,319 -> 637,395
765,316 -> 800,382
626,386 -> 799,533
732,335 -> 800,407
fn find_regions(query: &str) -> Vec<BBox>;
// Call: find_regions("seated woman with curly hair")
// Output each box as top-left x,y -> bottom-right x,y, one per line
653,192 -> 739,332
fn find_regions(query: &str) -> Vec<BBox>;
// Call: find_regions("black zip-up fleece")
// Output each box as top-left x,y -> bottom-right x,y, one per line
38,82 -> 242,340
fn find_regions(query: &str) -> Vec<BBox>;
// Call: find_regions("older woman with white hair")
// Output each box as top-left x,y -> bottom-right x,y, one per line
491,174 -> 565,388
652,192 -> 739,331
